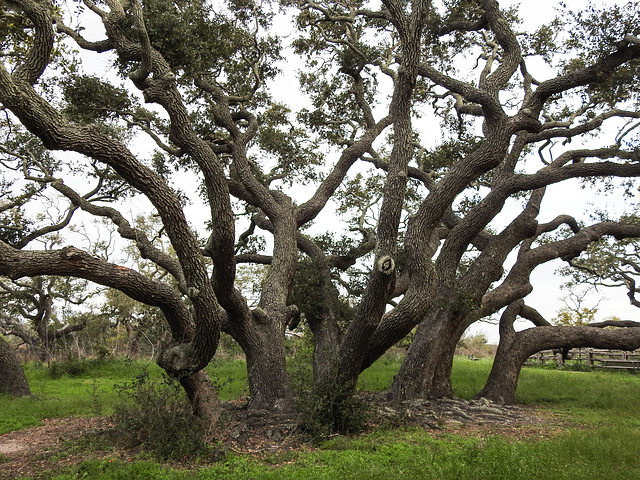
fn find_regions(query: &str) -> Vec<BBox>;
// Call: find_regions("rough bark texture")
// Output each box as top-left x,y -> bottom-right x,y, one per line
329,0 -> 433,393
241,320 -> 294,411
179,370 -> 223,430
388,309 -> 458,400
0,336 -> 31,397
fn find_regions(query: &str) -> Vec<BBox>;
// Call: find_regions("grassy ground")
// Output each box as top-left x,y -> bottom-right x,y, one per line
2,356 -> 640,479
0,357 -> 249,435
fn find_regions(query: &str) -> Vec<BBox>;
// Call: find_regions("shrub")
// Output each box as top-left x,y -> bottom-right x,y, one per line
297,378 -> 370,439
47,355 -> 121,379
47,356 -> 92,379
292,356 -> 370,439
289,339 -> 371,439
111,368 -> 212,460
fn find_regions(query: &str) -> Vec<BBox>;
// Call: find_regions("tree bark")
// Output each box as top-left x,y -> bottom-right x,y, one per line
242,320 -> 294,411
179,370 -> 222,431
308,311 -> 341,380
388,309 -> 460,400
429,325 -> 462,399
0,336 -> 31,396
329,0 -> 432,393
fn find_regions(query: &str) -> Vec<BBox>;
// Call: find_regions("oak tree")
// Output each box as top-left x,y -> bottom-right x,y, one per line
1,0 -> 640,429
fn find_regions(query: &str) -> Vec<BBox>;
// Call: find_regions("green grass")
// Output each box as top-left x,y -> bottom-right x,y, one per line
45,426 -> 640,480
205,358 -> 249,400
4,355 -> 640,479
0,356 -> 249,434
0,358 -> 148,434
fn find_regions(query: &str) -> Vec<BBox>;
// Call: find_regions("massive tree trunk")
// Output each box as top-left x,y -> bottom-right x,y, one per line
243,320 -> 294,411
429,325 -> 462,399
430,316 -> 481,398
479,301 -> 640,404
388,309 -> 461,400
0,336 -> 31,397
223,308 -> 295,411
224,300 -> 295,412
237,207 -> 298,411
308,312 -> 341,380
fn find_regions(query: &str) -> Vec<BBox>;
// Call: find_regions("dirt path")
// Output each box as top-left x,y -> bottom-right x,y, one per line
0,417 -> 109,480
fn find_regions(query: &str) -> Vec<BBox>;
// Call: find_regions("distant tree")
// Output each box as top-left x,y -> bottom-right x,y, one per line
559,229 -> 640,309
0,275 -> 89,361
552,287 -> 600,326
457,332 -> 491,357
96,287 -> 168,358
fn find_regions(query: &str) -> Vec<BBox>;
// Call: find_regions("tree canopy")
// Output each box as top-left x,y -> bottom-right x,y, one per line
1,0 -> 640,428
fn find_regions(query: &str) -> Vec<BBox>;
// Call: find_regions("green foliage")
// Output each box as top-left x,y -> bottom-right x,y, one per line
288,344 -> 370,439
0,206 -> 33,246
559,1 -> 640,106
561,1 -> 640,61
553,307 -> 598,326
456,333 -> 493,358
335,171 -> 385,226
520,21 -> 563,62
421,135 -> 483,173
550,285 -> 600,326
62,75 -> 132,125
111,368 -> 212,460
558,230 -> 640,306
255,103 -> 323,186
296,365 -> 371,439
289,259 -> 342,327
136,0 -> 281,90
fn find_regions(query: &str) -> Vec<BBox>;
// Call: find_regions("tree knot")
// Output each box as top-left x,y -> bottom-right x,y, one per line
252,307 -> 270,325
377,255 -> 395,276
63,246 -> 82,259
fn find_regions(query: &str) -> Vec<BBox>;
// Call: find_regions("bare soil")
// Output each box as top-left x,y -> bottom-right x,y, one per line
0,395 -> 564,479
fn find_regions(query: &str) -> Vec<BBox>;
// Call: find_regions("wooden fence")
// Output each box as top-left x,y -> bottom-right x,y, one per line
525,348 -> 640,371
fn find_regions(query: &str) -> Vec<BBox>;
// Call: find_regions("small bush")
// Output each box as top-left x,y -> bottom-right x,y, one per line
111,368 -> 212,460
289,342 -> 371,439
296,377 -> 370,439
47,357 -> 91,378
